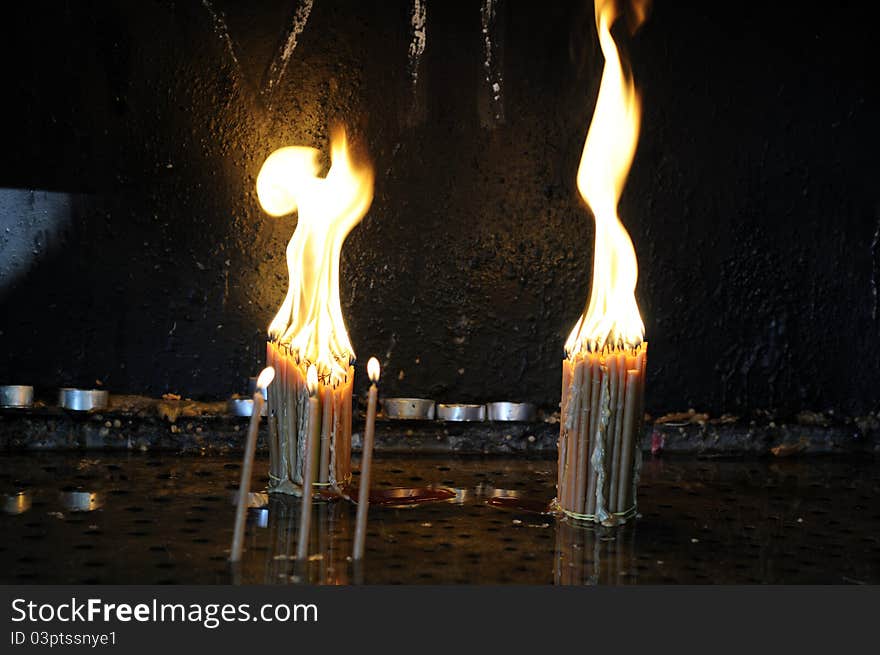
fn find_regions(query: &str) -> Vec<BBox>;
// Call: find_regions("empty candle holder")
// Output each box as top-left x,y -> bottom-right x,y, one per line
58,388 -> 109,412
437,403 -> 486,422
0,385 -> 34,409
381,397 -> 436,420
486,401 -> 536,422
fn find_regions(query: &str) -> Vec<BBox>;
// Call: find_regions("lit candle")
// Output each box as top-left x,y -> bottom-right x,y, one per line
230,366 -> 275,562
556,0 -> 649,526
296,365 -> 321,561
353,357 -> 380,561
257,130 -> 373,496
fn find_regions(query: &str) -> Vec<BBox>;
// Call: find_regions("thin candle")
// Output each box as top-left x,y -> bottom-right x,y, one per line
353,357 -> 380,561
296,365 -> 321,561
230,366 -> 275,562
318,384 -> 333,484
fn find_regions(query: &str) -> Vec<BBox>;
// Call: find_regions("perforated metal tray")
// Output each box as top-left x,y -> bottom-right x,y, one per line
0,454 -> 876,584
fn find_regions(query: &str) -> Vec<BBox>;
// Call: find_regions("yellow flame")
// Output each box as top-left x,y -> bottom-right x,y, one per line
256,366 -> 275,390
257,128 -> 374,382
565,0 -> 646,356
307,364 -> 319,396
367,357 -> 380,383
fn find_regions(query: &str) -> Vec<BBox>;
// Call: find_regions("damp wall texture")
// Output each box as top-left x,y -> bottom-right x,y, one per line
0,1 -> 877,417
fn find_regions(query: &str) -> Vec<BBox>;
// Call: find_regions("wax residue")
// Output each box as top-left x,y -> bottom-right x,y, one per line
201,0 -> 242,77
408,0 -> 427,87
480,0 -> 505,124
263,0 -> 315,99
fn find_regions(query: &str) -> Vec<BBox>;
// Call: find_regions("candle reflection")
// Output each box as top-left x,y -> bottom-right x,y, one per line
2,491 -> 32,515
264,496 -> 351,585
553,520 -> 637,585
59,491 -> 102,512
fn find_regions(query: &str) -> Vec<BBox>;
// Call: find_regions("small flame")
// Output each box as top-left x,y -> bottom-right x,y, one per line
258,128 -> 374,383
307,364 -> 319,396
367,356 -> 380,383
565,0 -> 647,356
256,366 -> 275,390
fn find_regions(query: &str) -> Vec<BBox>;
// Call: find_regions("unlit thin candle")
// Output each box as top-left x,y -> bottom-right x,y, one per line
318,385 -> 333,483
230,366 -> 275,562
608,353 -> 626,512
266,343 -> 280,484
573,354 -> 591,514
617,368 -> 640,513
296,365 -> 321,561
353,357 -> 380,561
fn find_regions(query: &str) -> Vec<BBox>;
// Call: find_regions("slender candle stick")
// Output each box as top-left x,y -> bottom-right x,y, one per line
586,362 -> 609,518
318,384 -> 333,483
285,353 -> 298,480
564,356 -> 580,511
230,366 -> 275,562
266,343 -> 280,486
617,368 -> 640,513
573,354 -> 591,514
608,353 -> 626,512
602,355 -> 621,514
558,358 -> 573,507
353,357 -> 380,561
585,355 -> 601,516
296,365 -> 321,561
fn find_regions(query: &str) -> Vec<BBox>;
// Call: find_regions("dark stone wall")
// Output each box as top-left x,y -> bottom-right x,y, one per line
0,1 -> 876,417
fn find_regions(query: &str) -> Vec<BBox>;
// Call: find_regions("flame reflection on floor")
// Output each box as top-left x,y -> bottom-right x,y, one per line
0,454 -> 876,585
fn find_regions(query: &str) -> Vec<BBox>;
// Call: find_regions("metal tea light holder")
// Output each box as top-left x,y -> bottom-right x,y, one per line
436,403 -> 486,422
381,397 -> 436,420
58,388 -> 109,412
0,385 -> 34,409
487,401 -> 536,422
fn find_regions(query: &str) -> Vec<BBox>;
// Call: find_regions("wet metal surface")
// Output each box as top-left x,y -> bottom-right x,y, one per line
0,454 -> 876,585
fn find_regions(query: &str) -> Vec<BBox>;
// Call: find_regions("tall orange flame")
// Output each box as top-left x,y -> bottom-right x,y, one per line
257,129 -> 374,383
565,0 -> 646,355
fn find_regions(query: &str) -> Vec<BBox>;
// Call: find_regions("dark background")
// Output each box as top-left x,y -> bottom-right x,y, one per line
0,0 -> 876,417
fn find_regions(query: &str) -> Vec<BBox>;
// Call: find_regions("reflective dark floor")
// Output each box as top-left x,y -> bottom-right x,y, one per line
0,453 -> 877,584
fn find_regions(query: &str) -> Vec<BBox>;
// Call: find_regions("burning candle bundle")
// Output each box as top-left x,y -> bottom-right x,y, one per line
258,128 -> 374,496
557,0 -> 648,526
